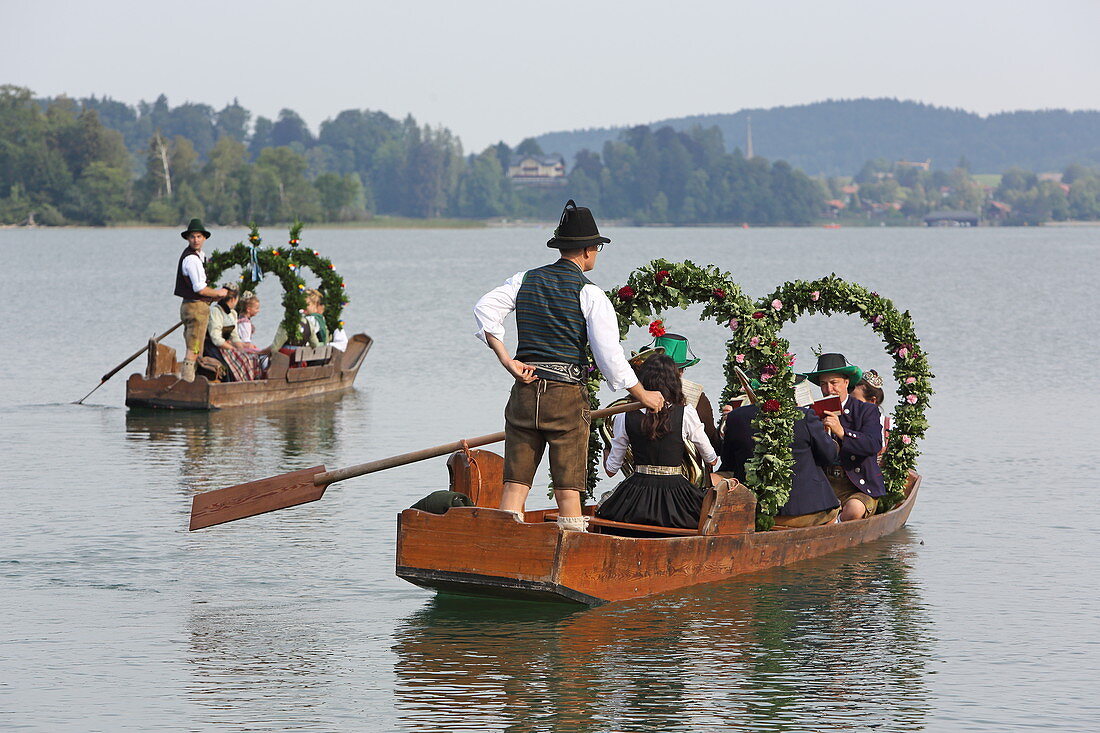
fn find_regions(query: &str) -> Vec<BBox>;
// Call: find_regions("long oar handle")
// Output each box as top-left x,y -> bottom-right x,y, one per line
313,400 -> 644,487
101,321 -> 183,382
76,321 -> 184,404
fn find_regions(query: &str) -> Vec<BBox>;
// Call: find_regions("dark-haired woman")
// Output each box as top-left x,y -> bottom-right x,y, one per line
598,355 -> 718,529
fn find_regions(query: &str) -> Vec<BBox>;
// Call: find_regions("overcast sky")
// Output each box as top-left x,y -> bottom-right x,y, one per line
7,0 -> 1100,152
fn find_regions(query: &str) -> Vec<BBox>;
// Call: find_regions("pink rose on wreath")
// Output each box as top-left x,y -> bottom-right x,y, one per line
735,353 -> 746,364
905,376 -> 917,384
811,291 -> 820,301
897,347 -> 909,359
873,315 -> 884,325
771,299 -> 783,310
901,435 -> 912,445
728,318 -> 739,331
906,394 -> 918,404
749,336 -> 761,347
760,372 -> 772,381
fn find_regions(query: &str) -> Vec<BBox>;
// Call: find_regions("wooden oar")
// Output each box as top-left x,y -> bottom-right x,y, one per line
75,321 -> 183,404
189,400 -> 644,531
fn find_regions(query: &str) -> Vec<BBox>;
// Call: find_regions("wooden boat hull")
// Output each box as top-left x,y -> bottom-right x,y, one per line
126,333 -> 371,410
396,449 -> 920,606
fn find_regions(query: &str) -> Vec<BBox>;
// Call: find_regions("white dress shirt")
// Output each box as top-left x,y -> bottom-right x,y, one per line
605,405 -> 718,476
181,250 -> 209,292
473,270 -> 638,392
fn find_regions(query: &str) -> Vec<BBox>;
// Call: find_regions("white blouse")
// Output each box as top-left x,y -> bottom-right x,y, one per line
605,405 -> 718,476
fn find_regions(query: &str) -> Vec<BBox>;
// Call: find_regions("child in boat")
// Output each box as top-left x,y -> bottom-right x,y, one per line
236,291 -> 262,350
851,369 -> 889,460
598,355 -> 718,530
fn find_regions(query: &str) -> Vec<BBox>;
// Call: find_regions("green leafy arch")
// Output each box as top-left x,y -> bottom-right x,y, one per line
598,261 -> 933,530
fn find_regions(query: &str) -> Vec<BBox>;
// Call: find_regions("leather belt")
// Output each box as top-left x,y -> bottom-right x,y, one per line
527,361 -> 585,384
634,464 -> 683,476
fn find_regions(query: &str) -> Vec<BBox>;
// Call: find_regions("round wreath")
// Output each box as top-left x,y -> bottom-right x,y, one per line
595,261 -> 933,530
205,222 -> 351,341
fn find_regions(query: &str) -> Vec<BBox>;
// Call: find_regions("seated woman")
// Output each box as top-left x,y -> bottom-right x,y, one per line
718,402 -> 841,528
597,355 -> 718,530
205,284 -> 262,382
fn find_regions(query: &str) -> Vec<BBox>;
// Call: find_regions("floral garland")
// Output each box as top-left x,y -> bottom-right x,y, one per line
598,261 -> 933,530
206,223 -> 307,341
749,275 -> 934,512
284,226 -> 349,335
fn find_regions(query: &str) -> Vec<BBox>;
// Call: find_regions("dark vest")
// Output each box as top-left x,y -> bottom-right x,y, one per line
625,406 -> 685,467
174,246 -> 207,301
514,260 -> 590,365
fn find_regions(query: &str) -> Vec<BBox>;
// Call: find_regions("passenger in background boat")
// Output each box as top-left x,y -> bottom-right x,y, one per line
631,333 -> 721,452
804,353 -> 885,521
174,218 -> 229,382
718,398 -> 841,528
473,200 -> 665,532
851,369 -> 890,458
205,284 -> 262,382
302,289 -> 331,345
267,290 -> 323,353
598,355 -> 718,529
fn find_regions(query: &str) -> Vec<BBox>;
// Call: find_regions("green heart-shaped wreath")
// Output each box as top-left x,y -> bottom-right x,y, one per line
585,259 -> 933,530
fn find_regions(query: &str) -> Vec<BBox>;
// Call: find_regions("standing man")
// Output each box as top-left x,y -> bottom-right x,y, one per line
175,218 -> 228,382
804,353 -> 886,521
474,200 -> 665,531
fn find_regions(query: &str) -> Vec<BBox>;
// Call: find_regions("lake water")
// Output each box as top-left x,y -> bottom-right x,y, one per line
1,225 -> 1098,731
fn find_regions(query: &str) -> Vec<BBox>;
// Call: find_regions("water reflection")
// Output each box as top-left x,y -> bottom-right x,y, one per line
123,392 -> 354,495
392,531 -> 931,732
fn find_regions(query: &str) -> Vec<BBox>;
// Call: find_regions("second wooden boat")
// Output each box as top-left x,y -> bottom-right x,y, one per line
126,333 -> 372,410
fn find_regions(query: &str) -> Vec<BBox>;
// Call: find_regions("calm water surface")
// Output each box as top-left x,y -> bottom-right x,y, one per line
1,226 -> 1098,731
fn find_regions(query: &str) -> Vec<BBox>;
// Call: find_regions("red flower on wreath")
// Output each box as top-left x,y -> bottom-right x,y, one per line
617,286 -> 635,300
713,288 -> 726,299
762,399 -> 782,413
655,270 -> 671,284
649,319 -> 666,337
752,311 -> 766,319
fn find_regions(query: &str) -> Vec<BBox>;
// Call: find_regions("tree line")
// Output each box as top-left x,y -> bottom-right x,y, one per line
1,85 -> 1097,227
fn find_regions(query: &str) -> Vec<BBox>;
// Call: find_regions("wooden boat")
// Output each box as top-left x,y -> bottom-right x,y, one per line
125,334 -> 372,410
396,449 -> 920,606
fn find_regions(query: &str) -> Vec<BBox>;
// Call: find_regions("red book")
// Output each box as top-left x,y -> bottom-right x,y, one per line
811,395 -> 842,419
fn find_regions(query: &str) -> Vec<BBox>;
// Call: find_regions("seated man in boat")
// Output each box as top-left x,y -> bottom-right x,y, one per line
804,353 -> 885,521
633,331 -> 720,452
717,380 -> 841,528
599,355 -> 718,529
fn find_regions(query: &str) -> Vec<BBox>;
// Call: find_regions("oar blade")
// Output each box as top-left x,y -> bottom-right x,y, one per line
189,465 -> 327,531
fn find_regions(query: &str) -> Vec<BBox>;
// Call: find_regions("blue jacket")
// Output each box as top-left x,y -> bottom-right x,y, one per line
719,405 -> 840,516
836,396 -> 886,498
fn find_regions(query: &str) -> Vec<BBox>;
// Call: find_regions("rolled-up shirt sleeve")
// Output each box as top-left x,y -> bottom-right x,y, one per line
581,284 -> 638,392
683,405 -> 718,464
473,271 -> 524,345
604,412 -> 630,475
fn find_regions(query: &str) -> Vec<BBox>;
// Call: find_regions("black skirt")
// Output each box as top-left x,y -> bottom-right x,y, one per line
596,473 -> 706,529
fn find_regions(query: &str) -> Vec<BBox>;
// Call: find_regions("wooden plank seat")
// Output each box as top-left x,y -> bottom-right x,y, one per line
543,512 -> 699,536
294,345 -> 333,364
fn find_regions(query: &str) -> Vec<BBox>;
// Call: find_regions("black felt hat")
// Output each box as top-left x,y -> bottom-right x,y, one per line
802,353 -> 863,387
181,218 -> 211,239
547,200 -> 611,249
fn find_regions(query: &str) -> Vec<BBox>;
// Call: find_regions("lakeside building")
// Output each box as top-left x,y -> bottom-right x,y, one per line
507,154 -> 566,186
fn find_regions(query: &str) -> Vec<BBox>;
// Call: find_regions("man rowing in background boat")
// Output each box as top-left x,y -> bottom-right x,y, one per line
175,218 -> 229,382
473,200 -> 665,531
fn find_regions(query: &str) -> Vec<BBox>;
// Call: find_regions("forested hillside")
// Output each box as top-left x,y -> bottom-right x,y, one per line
535,99 -> 1100,175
